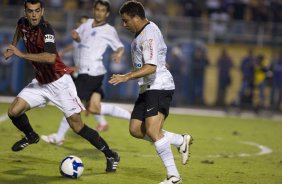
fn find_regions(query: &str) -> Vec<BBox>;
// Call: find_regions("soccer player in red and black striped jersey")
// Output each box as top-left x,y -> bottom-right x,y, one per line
3,0 -> 120,172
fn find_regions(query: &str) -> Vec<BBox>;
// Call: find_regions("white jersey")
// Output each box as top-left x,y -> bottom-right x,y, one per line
131,21 -> 175,93
75,19 -> 124,76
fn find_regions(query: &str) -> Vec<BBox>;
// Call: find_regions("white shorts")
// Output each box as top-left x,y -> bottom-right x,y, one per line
18,74 -> 85,118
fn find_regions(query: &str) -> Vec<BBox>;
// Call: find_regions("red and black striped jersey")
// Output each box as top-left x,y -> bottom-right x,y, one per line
17,17 -> 73,84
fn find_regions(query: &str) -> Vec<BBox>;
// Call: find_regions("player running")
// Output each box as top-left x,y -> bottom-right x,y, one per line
109,1 -> 193,183
4,0 -> 119,172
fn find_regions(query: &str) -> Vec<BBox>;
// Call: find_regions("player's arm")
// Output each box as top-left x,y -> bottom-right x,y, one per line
59,44 -> 74,56
5,45 -> 56,63
110,29 -> 125,63
109,36 -> 157,85
109,64 -> 156,85
111,47 -> 124,63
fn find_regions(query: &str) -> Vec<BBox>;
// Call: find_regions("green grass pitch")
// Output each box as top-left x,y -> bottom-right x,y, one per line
0,103 -> 281,184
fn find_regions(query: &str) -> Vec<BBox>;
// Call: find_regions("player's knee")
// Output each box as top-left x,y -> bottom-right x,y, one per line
67,115 -> 84,133
70,123 -> 84,133
87,106 -> 100,114
129,126 -> 142,139
8,107 -> 21,118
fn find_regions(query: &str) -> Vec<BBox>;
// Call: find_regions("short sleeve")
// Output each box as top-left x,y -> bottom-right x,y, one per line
108,28 -> 124,51
141,31 -> 158,66
41,23 -> 57,53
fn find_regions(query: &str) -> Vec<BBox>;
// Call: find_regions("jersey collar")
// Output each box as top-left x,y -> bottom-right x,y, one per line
135,22 -> 150,38
92,20 -> 107,28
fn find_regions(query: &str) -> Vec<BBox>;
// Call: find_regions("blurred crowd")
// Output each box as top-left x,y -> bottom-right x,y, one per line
2,0 -> 282,23
167,42 -> 282,112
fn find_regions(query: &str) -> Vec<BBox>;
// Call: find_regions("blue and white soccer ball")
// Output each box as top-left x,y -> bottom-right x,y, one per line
60,155 -> 84,179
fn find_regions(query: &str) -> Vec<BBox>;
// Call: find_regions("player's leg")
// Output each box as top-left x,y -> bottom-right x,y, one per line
88,92 -> 131,131
53,74 -> 120,172
129,119 -> 146,139
130,91 -> 192,165
41,117 -> 68,145
94,114 -> 108,131
67,113 -> 120,172
162,130 -> 193,165
87,92 -> 109,131
8,79 -> 46,151
100,102 -> 131,120
145,112 -> 182,183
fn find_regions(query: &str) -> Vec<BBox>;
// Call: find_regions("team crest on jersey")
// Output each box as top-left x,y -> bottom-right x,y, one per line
44,34 -> 55,43
91,31 -> 96,36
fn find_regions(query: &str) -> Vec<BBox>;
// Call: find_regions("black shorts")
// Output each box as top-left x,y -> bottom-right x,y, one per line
131,90 -> 174,121
75,74 -> 104,102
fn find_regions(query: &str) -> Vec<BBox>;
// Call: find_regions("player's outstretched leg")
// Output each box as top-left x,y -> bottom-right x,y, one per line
41,133 -> 64,146
95,103 -> 131,131
41,117 -> 69,145
77,124 -> 120,172
94,114 -> 109,132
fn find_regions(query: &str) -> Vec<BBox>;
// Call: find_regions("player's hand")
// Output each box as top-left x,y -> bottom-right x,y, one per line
111,52 -> 122,64
109,74 -> 128,85
58,51 -> 64,57
71,30 -> 80,42
5,45 -> 24,58
3,47 -> 14,60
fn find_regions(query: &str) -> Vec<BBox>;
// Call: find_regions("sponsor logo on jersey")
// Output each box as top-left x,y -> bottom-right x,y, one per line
44,34 -> 55,43
134,63 -> 143,68
148,39 -> 154,60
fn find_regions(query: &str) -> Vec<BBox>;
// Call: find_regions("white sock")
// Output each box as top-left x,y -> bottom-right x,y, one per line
143,130 -> 184,147
101,103 -> 131,120
154,136 -> 180,178
162,130 -> 184,147
56,117 -> 70,141
94,114 -> 108,126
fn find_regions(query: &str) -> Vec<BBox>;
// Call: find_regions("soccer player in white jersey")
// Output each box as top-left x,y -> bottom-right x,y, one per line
41,0 -> 131,145
109,1 -> 193,184
57,15 -> 89,77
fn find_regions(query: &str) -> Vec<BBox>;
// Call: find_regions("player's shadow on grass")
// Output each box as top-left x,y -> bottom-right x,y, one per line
61,145 -> 106,159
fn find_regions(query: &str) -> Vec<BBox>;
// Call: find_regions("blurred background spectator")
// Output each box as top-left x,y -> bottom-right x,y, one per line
216,49 -> 233,106
270,52 -> 282,110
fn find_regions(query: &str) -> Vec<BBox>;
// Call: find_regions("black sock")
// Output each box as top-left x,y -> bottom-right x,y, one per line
78,124 -> 113,157
8,113 -> 35,137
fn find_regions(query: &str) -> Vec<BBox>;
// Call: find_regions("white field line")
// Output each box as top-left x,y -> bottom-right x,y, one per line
208,141 -> 272,158
125,140 -> 272,159
0,113 -> 8,124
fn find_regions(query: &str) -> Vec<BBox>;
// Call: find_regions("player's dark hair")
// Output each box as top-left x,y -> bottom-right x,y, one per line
78,15 -> 89,24
119,1 -> 146,19
79,15 -> 89,21
93,0 -> 111,12
24,0 -> 44,9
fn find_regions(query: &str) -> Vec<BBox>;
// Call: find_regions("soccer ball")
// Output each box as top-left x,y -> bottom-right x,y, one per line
60,155 -> 84,179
